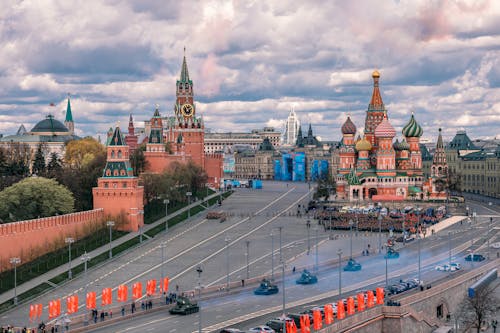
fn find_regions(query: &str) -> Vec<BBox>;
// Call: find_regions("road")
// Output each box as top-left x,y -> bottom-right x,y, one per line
80,196 -> 498,333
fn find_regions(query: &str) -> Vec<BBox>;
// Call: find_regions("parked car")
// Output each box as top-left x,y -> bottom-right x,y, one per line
465,254 -> 485,262
265,317 -> 294,332
169,296 -> 199,315
248,325 -> 275,333
296,269 -> 318,284
435,263 -> 461,272
343,258 -> 362,271
254,279 -> 279,295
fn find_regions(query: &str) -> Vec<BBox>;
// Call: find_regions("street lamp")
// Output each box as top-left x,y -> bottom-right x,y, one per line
448,231 -> 452,277
160,242 -> 166,282
186,192 -> 192,219
81,251 -> 91,326
9,257 -> 20,306
337,249 -> 342,297
385,247 -> 388,289
488,216 -> 492,260
417,212 -> 421,282
106,221 -> 115,259
65,237 -> 74,279
225,236 -> 230,291
281,258 -> 286,333
163,199 -> 170,232
270,232 -> 275,280
306,220 -> 311,255
278,226 -> 283,263
349,219 -> 354,259
378,214 -> 383,254
245,240 -> 250,280
315,227 -> 319,274
196,266 -> 203,333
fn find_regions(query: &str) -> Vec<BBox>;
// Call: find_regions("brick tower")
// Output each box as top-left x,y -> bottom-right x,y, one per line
93,125 -> 144,231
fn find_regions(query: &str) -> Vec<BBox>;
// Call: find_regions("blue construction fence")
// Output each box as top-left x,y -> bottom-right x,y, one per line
274,153 -> 328,182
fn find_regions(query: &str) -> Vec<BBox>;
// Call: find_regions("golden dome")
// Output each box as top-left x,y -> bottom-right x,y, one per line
355,136 -> 372,151
372,70 -> 380,78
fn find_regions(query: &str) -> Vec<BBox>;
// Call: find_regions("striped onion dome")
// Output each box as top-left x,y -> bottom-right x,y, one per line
402,114 -> 423,138
374,115 -> 396,138
356,136 -> 372,151
399,138 -> 410,150
341,116 -> 357,135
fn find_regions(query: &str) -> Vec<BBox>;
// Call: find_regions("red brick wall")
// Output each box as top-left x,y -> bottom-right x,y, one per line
205,153 -> 223,188
0,209 -> 104,271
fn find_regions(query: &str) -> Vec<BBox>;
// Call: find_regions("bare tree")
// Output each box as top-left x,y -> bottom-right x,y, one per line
457,285 -> 499,333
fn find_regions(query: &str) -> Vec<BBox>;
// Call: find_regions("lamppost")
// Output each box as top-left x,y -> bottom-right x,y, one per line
245,240 -> 250,280
378,214 -> 383,253
306,220 -> 311,255
466,206 -> 469,218
163,199 -> 169,232
281,258 -> 286,333
487,216 -> 492,260
337,249 -> 342,297
225,236 -> 230,291
417,212 -> 421,282
106,221 -> 115,259
315,227 -> 319,274
160,242 -> 166,282
448,231 -> 452,277
81,251 -> 91,326
270,232 -> 275,280
329,213 -> 333,239
186,192 -> 192,219
10,257 -> 20,306
196,266 -> 203,333
349,219 -> 354,259
65,237 -> 74,279
385,247 -> 388,288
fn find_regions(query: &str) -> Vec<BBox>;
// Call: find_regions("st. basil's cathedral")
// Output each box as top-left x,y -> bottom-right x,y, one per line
336,71 -> 426,202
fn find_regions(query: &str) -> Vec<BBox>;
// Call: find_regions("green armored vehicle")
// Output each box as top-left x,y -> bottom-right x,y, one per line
169,296 -> 200,315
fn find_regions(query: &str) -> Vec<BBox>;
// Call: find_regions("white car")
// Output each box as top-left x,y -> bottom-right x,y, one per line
248,325 -> 275,333
435,263 -> 461,272
490,242 -> 500,249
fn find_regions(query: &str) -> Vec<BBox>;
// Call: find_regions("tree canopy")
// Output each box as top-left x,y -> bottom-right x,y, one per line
64,137 -> 105,169
0,177 -> 75,223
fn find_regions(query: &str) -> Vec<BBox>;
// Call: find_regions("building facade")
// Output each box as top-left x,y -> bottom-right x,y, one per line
336,71 -> 425,202
234,138 -> 279,180
283,106 -> 300,146
204,127 -> 281,154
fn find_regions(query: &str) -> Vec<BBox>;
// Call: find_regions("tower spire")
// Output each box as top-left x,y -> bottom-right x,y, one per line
64,93 -> 74,135
180,48 -> 190,83
369,70 -> 384,110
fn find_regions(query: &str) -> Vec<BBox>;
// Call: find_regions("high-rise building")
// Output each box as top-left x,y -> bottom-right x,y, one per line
283,106 -> 300,146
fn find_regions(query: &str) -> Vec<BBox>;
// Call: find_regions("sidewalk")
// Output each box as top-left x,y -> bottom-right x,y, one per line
0,192 -> 223,306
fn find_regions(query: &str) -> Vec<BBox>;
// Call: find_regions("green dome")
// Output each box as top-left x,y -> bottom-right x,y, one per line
402,114 -> 423,138
31,115 -> 69,133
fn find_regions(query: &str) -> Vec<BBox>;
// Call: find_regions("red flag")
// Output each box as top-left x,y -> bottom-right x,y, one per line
102,288 -> 112,306
376,287 -> 384,305
86,292 -> 96,309
146,279 -> 157,296
162,277 -> 169,293
36,303 -> 43,318
357,293 -> 365,312
313,309 -> 322,330
133,282 -> 142,299
300,314 -> 311,333
337,300 -> 345,320
118,285 -> 128,302
29,304 -> 35,320
324,304 -> 333,324
56,299 -> 61,317
347,297 -> 355,315
367,290 -> 375,308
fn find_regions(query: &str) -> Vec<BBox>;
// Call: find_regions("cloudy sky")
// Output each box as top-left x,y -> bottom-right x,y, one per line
1,0 -> 499,143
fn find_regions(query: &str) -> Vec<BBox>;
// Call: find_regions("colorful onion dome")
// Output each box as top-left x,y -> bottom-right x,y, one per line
341,116 -> 357,135
356,136 -> 372,151
399,138 -> 410,150
402,114 -> 423,138
374,115 -> 396,138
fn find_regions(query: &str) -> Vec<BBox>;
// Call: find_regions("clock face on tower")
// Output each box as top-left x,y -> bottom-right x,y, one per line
181,103 -> 194,117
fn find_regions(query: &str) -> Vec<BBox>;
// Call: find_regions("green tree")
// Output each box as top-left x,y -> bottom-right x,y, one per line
47,152 -> 63,178
0,177 -> 74,222
130,144 -> 148,176
32,143 -> 46,175
168,161 -> 208,199
64,137 -> 105,169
